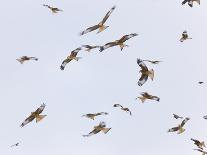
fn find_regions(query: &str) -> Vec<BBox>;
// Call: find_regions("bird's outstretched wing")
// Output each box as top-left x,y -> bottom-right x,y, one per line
34,103 -> 46,114
119,33 -> 138,43
182,0 -> 189,5
137,59 -> 148,71
99,41 -> 118,52
180,117 -> 190,127
79,25 -> 99,36
20,114 -> 35,127
100,5 -> 116,24
83,128 -> 101,137
96,112 -> 108,116
138,74 -> 148,86
113,104 -> 123,108
168,126 -> 179,132
60,59 -> 71,70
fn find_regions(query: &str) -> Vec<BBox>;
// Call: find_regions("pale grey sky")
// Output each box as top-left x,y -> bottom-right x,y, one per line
1,0 -> 207,155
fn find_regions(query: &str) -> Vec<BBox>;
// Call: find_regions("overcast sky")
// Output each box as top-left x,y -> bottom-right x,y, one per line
0,0 -> 207,155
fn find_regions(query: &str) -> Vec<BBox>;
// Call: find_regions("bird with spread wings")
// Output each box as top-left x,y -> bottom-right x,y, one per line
20,103 -> 47,127
182,0 -> 200,7
191,138 -> 206,150
113,104 -> 132,115
180,30 -> 192,42
43,4 -> 63,13
82,45 -> 101,52
83,122 -> 111,137
16,56 -> 38,64
60,47 -> 82,70
82,112 -> 108,120
80,6 -> 116,35
136,92 -> 160,103
99,33 -> 138,52
137,59 -> 154,86
168,117 -> 190,134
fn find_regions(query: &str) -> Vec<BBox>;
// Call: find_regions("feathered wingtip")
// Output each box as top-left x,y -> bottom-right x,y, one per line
99,46 -> 104,52
137,58 -> 142,65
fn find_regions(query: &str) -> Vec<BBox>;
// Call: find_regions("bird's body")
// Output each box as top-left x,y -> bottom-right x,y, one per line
16,56 -> 38,64
182,0 -> 200,7
136,92 -> 160,103
168,117 -> 190,134
113,104 -> 132,115
80,6 -> 116,35
20,103 -> 47,127
180,31 -> 192,42
82,112 -> 108,120
83,122 -> 111,137
60,47 -> 82,70
82,45 -> 100,52
191,138 -> 206,150
43,4 -> 63,13
137,59 -> 154,86
99,33 -> 138,52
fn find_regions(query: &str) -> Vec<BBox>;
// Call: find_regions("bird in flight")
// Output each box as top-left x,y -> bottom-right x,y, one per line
43,4 -> 63,13
198,81 -> 204,84
20,103 -> 47,127
82,112 -> 108,120
83,122 -> 111,137
180,30 -> 192,42
168,117 -> 190,134
99,33 -> 138,52
194,149 -> 207,155
143,60 -> 162,64
10,142 -> 20,148
16,56 -> 38,64
137,59 -> 154,86
80,6 -> 116,35
136,92 -> 160,103
60,47 -> 82,70
173,114 -> 183,119
203,116 -> 207,119
113,104 -> 132,115
82,45 -> 100,52
182,0 -> 200,7
191,138 -> 206,150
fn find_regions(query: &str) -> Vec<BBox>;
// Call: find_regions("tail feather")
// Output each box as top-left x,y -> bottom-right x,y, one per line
16,59 -> 24,64
149,69 -> 154,80
102,128 -> 111,134
138,97 -> 146,103
36,115 -> 47,123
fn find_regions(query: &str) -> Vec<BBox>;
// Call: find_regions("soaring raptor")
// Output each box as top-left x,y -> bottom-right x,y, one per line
191,138 -> 206,150
60,47 -> 82,70
99,33 -> 138,52
182,0 -> 200,7
180,30 -> 192,42
137,59 -> 154,86
83,122 -> 111,137
16,56 -> 38,64
82,112 -> 108,120
168,117 -> 190,134
136,92 -> 160,103
113,104 -> 132,115
20,103 -> 47,127
80,6 -> 116,35
43,4 -> 63,13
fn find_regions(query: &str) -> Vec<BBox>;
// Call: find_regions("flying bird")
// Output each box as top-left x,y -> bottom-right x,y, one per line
113,104 -> 132,115
173,114 -> 183,119
180,30 -> 192,42
43,4 -> 63,13
20,103 -> 47,127
136,92 -> 160,103
194,149 -> 207,155
99,33 -> 138,52
198,82 -> 204,84
203,116 -> 207,119
60,47 -> 82,70
143,60 -> 162,64
191,138 -> 206,150
82,45 -> 100,52
168,117 -> 190,134
83,122 -> 111,137
182,0 -> 200,7
16,56 -> 38,64
82,112 -> 108,120
137,59 -> 154,86
80,6 -> 116,35
10,142 -> 19,147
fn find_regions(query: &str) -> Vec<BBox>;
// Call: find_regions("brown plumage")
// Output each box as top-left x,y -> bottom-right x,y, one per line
82,112 -> 108,120
80,6 -> 116,35
191,138 -> 206,150
180,30 -> 192,42
43,4 -> 63,13
60,47 -> 82,70
16,56 -> 38,64
83,122 -> 111,137
99,33 -> 138,52
113,104 -> 132,115
20,103 -> 47,127
168,117 -> 190,134
136,92 -> 160,103
82,45 -> 100,52
137,59 -> 154,86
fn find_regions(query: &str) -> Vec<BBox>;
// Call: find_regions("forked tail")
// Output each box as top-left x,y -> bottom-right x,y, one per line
35,115 -> 47,123
102,128 -> 111,134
